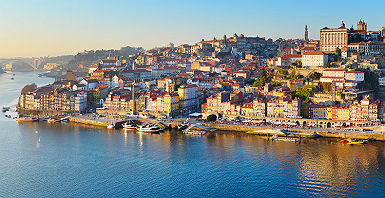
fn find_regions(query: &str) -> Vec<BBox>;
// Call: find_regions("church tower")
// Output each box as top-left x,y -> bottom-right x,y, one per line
305,25 -> 309,41
132,81 -> 136,114
357,20 -> 367,31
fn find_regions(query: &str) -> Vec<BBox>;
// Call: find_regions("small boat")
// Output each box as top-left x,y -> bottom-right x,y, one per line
47,118 -> 57,123
137,124 -> 163,133
345,138 -> 367,145
123,122 -> 137,129
183,130 -> 206,135
107,124 -> 115,129
271,134 -> 300,142
2,106 -> 9,112
16,117 -> 33,122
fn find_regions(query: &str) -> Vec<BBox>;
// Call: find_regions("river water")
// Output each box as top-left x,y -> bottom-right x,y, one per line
1,72 -> 385,197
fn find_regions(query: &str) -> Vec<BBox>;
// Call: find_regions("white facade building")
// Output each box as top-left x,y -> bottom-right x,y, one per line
302,51 -> 328,68
345,71 -> 365,82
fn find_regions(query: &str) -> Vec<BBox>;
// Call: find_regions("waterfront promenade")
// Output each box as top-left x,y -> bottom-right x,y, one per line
66,114 -> 385,140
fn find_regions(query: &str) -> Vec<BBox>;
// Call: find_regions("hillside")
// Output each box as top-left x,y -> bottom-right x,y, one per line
65,46 -> 144,71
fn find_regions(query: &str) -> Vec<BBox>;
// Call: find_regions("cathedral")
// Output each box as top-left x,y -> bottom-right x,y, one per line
320,20 -> 384,52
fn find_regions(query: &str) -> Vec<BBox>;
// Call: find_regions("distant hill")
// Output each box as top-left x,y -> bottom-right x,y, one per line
65,46 -> 144,71
0,46 -> 144,72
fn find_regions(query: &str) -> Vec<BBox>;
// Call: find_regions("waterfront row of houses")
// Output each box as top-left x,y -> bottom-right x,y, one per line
202,89 -> 381,122
101,84 -> 199,118
18,87 -> 88,113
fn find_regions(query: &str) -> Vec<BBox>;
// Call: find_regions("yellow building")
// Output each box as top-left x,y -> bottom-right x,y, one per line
164,93 -> 180,118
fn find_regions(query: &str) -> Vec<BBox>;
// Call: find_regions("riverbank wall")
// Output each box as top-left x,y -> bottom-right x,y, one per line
64,116 -> 385,141
68,116 -> 114,127
203,123 -> 385,141
17,107 -> 79,117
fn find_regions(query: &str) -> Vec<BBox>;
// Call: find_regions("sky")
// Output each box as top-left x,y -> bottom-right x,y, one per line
0,0 -> 384,58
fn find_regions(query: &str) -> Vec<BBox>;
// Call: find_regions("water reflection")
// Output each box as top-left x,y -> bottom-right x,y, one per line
8,122 -> 385,197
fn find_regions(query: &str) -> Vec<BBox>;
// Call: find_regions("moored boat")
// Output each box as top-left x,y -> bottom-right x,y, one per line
47,118 -> 57,123
16,117 -> 34,122
107,124 -> 115,129
344,138 -> 367,145
2,106 -> 10,112
123,122 -> 137,129
182,130 -> 206,135
271,134 -> 300,142
136,124 -> 163,133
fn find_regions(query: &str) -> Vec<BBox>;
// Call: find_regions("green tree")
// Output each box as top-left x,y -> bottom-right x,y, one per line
309,72 -> 322,80
335,47 -> 341,56
289,70 -> 297,79
322,82 -> 332,93
277,68 -> 289,75
207,114 -> 217,122
295,90 -> 311,102
291,60 -> 302,69
325,62 -> 332,68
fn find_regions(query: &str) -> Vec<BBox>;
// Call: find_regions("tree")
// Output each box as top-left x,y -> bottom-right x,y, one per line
295,90 -> 311,102
291,60 -> 302,69
335,47 -> 342,62
325,62 -> 332,68
335,47 -> 341,56
309,72 -> 322,80
277,68 -> 289,75
207,114 -> 217,122
252,68 -> 273,88
321,82 -> 332,93
289,70 -> 297,79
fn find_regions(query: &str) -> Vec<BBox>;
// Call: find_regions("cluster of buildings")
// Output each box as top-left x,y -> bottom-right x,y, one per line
18,86 -> 88,113
202,86 -> 381,122
18,20 -> 385,125
269,20 -> 385,69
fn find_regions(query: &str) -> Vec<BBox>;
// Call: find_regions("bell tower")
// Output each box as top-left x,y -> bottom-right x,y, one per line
305,25 -> 309,41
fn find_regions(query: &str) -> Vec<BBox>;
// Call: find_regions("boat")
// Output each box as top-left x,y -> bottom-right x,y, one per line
11,77 -> 14,80
122,122 -> 137,129
136,124 -> 163,133
107,124 -> 115,129
16,117 -> 34,122
182,130 -> 206,135
2,106 -> 10,112
271,134 -> 300,142
344,138 -> 367,145
47,118 -> 57,123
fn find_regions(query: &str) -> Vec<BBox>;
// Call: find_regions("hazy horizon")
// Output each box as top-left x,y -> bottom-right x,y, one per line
1,0 -> 384,58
